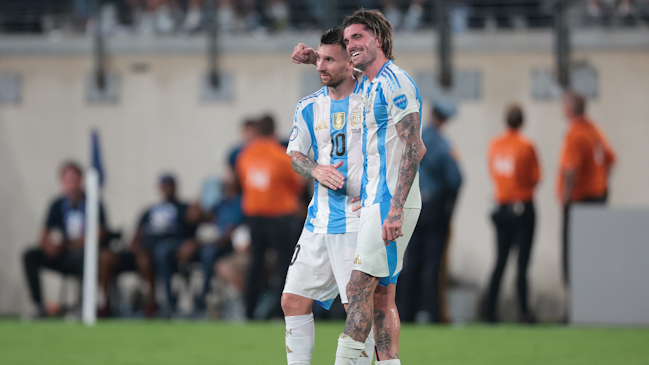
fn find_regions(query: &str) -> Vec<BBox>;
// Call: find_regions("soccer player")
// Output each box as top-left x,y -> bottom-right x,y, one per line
292,9 -> 426,364
282,27 -> 374,365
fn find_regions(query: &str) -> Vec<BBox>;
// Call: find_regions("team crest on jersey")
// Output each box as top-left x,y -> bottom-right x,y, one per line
350,106 -> 362,127
393,94 -> 408,110
332,112 -> 346,130
289,126 -> 298,141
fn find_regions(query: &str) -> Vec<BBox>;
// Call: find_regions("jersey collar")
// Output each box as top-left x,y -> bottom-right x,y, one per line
371,60 -> 393,84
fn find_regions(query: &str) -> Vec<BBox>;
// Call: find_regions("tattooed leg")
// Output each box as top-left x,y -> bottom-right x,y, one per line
373,283 -> 400,360
344,270 -> 380,342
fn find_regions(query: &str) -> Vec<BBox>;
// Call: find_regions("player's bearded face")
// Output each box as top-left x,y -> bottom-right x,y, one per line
344,24 -> 380,71
316,44 -> 351,88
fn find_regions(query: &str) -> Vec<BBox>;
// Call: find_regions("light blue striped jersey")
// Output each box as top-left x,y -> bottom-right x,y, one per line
287,82 -> 364,234
358,60 -> 423,209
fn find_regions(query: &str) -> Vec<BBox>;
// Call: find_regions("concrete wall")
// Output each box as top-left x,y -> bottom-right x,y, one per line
1,32 -> 648,318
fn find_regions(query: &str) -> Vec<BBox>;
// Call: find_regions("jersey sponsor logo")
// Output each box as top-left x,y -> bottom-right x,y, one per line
315,119 -> 327,131
393,94 -> 408,110
332,112 -> 346,130
289,126 -> 298,141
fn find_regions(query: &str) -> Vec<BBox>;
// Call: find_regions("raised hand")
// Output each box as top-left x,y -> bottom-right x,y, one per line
291,43 -> 317,65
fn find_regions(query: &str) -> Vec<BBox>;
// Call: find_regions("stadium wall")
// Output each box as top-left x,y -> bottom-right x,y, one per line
1,32 -> 648,319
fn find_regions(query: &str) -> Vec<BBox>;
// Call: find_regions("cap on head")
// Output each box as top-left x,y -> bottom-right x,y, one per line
432,98 -> 457,121
159,173 -> 176,185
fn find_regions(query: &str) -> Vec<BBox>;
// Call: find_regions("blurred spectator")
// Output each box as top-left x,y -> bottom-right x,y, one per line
588,0 -> 631,17
227,118 -> 259,171
23,161 -> 108,318
99,173 -> 196,317
397,99 -> 462,324
484,103 -> 541,324
179,169 -> 244,315
558,91 -> 616,286
235,115 -> 302,319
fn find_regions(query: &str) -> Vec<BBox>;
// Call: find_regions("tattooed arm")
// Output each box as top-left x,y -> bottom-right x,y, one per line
290,151 -> 345,190
382,112 -> 426,244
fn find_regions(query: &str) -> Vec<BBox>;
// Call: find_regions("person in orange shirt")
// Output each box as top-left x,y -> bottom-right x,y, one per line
558,91 -> 616,285
236,115 -> 303,319
484,103 -> 541,324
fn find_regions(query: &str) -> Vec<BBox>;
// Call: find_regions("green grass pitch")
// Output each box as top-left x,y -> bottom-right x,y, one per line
1,320 -> 648,365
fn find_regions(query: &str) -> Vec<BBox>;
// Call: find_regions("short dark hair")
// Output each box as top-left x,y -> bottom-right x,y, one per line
320,26 -> 345,49
563,90 -> 586,116
257,114 -> 275,136
506,103 -> 524,129
341,8 -> 394,61
59,160 -> 83,177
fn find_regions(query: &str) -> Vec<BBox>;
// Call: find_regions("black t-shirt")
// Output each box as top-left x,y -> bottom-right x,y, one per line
44,195 -> 107,241
138,200 -> 196,245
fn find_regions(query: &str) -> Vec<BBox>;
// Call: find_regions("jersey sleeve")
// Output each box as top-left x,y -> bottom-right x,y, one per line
286,101 -> 313,157
386,75 -> 420,125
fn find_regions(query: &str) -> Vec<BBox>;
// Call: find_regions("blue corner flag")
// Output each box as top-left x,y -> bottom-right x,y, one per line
91,129 -> 105,188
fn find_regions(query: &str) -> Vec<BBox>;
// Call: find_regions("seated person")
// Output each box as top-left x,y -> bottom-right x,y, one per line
99,173 -> 195,317
23,161 -> 107,317
178,170 -> 243,314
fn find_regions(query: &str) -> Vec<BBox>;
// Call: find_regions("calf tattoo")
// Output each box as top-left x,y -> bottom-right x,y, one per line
344,271 -> 376,342
373,309 -> 398,359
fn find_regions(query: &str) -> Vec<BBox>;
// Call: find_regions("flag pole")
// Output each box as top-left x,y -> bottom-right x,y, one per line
82,168 -> 99,326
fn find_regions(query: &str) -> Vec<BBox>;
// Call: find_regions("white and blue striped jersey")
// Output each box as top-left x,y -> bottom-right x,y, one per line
287,83 -> 364,234
358,61 -> 423,209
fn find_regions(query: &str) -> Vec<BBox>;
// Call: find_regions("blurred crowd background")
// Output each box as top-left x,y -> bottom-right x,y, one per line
1,1 -> 649,324
2,0 -> 649,36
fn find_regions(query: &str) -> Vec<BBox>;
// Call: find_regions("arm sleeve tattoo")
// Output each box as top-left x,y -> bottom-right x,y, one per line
392,112 -> 426,210
290,151 -> 317,179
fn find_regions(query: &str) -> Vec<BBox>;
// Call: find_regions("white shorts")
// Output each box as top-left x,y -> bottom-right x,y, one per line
283,229 -> 358,309
354,200 -> 421,287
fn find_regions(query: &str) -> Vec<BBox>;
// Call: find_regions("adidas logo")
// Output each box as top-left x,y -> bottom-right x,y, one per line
315,119 -> 327,131
286,346 -> 293,354
361,351 -> 369,358
353,255 -> 362,265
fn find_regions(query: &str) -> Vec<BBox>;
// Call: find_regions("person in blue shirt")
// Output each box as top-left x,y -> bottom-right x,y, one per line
396,98 -> 463,323
99,173 -> 196,317
178,170 -> 244,315
23,161 -> 108,318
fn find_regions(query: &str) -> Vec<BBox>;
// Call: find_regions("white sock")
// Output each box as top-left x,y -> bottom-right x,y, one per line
334,333 -> 366,365
375,360 -> 401,365
357,327 -> 375,365
285,314 -> 315,365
